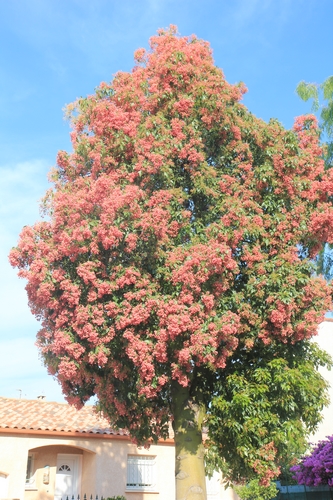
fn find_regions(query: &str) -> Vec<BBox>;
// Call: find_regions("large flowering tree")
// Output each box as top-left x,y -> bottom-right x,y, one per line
10,27 -> 333,499
291,436 -> 333,487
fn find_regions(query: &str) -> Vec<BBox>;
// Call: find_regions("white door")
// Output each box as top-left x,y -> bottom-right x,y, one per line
55,455 -> 81,500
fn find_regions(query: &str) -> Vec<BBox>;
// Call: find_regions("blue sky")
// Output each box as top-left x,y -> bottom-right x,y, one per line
1,0 -> 332,402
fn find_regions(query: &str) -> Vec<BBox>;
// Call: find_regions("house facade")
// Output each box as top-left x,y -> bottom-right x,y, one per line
0,397 -> 238,500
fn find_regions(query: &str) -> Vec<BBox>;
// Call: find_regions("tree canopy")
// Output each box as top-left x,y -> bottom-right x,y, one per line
205,341 -> 331,485
10,27 -> 333,498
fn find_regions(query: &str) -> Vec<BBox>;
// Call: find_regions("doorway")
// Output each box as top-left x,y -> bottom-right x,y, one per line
54,454 -> 82,500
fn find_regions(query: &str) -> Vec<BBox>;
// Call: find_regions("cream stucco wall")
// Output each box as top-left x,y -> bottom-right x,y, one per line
0,433 -> 27,500
0,432 -> 176,500
0,431 -> 240,500
310,321 -> 333,443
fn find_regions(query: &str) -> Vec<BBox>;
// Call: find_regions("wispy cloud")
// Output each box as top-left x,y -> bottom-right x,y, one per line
0,160 -> 50,355
0,336 -> 65,401
226,0 -> 299,45
230,0 -> 290,27
0,158 -> 67,402
0,159 -> 50,243
1,0 -> 173,82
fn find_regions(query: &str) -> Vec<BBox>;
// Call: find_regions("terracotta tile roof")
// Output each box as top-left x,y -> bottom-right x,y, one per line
0,397 -> 128,436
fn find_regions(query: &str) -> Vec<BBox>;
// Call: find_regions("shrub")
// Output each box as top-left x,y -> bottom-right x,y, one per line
291,435 -> 333,487
234,479 -> 278,500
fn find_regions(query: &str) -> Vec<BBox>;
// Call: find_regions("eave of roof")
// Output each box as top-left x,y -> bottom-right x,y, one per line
0,397 -> 174,444
0,427 -> 174,444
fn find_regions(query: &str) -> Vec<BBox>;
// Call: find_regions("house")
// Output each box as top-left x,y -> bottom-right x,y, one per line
0,397 -> 238,500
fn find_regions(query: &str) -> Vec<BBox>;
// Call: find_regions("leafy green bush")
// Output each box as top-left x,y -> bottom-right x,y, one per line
234,479 -> 278,500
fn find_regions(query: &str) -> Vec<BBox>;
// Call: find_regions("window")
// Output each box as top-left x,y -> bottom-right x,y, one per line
25,453 -> 36,489
126,455 -> 157,491
59,464 -> 71,471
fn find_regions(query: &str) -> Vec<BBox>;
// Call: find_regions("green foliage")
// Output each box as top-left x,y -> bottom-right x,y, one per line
234,479 -> 278,500
297,76 -> 333,167
205,340 -> 332,484
297,77 -> 333,279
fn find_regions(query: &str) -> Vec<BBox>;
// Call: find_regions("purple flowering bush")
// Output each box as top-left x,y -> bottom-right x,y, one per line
291,435 -> 333,487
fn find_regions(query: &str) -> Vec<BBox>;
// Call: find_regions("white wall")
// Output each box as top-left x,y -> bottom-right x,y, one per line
310,320 -> 333,443
0,472 -> 9,499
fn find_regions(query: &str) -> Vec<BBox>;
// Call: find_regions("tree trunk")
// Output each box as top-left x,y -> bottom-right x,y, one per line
171,382 -> 207,500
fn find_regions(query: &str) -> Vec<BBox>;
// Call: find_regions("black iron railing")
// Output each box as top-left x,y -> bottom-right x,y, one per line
61,495 -> 125,500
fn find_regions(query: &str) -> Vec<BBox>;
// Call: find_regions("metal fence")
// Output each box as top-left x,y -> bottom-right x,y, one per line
61,497 -> 104,500
60,496 -> 124,500
275,485 -> 333,500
